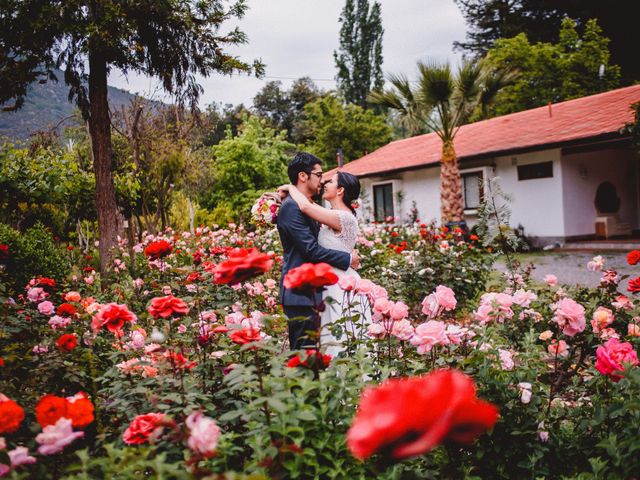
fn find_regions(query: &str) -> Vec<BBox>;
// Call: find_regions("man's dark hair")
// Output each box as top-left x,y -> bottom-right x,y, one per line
288,152 -> 322,185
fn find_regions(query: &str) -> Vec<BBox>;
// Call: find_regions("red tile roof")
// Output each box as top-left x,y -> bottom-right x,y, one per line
333,85 -> 640,177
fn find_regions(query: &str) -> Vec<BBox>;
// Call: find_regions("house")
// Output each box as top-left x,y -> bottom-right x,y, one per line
333,85 -> 640,246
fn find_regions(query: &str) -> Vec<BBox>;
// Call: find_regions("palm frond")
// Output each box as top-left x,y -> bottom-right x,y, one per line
417,61 -> 454,107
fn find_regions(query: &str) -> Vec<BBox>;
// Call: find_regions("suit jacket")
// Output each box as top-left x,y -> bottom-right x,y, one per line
277,197 -> 350,307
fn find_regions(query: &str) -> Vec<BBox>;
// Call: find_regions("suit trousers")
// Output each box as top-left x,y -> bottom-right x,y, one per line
283,305 -> 318,350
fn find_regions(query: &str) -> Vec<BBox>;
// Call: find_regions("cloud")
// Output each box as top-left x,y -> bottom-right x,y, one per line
108,0 -> 467,107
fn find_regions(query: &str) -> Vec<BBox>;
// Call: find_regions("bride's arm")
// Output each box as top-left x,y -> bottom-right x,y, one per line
288,184 -> 342,232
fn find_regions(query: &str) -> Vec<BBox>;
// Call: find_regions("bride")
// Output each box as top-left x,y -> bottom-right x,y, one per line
288,171 -> 371,356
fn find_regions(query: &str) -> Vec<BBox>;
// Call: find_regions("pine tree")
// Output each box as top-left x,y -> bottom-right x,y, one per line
334,0 -> 384,108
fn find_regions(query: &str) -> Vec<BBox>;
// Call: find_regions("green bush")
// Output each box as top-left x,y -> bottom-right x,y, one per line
0,222 -> 69,293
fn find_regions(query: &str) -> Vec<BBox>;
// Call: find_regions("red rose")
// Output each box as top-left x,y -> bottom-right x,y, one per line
229,326 -> 262,345
212,248 -> 273,285
283,263 -> 339,290
163,350 -> 197,369
186,272 -> 201,283
144,240 -> 173,260
37,277 -> 56,288
147,295 -> 189,319
596,338 -> 639,382
57,333 -> 78,352
347,369 -> 498,461
0,244 -> 8,260
286,349 -> 331,369
91,303 -> 137,333
627,250 -> 640,266
66,393 -> 95,428
122,413 -> 167,445
35,394 -> 69,427
0,396 -> 25,434
56,303 -> 76,317
628,276 -> 640,294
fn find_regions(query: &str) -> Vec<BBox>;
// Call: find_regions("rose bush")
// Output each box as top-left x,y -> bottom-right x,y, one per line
0,223 -> 639,478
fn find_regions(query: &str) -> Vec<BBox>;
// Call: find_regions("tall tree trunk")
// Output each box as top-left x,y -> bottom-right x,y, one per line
188,198 -> 195,234
439,140 -> 465,224
88,43 -> 119,276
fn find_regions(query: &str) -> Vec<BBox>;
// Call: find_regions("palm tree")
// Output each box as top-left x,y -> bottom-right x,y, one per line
370,59 -> 514,225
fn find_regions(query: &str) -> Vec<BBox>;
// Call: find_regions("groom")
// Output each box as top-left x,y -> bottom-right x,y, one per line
277,152 -> 360,350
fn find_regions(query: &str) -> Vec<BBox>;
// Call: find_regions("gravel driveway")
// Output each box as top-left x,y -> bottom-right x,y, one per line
494,251 -> 638,290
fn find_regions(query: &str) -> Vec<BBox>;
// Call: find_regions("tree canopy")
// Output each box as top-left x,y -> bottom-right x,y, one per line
334,0 -> 384,109
0,0 -> 261,274
203,116 -> 294,222
483,18 -> 621,117
252,77 -> 321,145
453,0 -> 639,83
301,94 -> 392,169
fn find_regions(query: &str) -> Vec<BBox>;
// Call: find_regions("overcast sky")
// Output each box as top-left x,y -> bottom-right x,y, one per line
108,0 -> 468,107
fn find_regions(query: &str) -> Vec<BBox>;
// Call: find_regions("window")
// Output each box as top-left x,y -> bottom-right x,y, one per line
373,183 -> 394,221
517,161 -> 553,180
462,171 -> 484,210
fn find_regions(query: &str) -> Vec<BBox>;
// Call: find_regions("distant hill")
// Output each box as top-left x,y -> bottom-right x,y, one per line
0,71 -> 144,140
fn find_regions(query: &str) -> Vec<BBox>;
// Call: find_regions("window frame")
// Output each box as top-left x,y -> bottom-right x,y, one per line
460,166 -> 492,214
517,161 -> 553,181
372,182 -> 395,222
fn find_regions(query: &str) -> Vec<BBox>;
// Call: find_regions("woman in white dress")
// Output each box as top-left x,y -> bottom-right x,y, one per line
288,171 -> 371,356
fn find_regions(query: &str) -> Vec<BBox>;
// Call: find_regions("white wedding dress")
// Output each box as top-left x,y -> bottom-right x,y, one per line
317,210 -> 371,357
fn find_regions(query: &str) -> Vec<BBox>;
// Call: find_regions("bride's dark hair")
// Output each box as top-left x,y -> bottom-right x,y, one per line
337,171 -> 361,216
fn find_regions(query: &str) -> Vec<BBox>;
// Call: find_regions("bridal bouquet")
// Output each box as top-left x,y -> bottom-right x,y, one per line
251,192 -> 281,228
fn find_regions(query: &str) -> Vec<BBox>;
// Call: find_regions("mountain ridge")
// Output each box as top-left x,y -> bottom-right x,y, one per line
0,72 -> 147,140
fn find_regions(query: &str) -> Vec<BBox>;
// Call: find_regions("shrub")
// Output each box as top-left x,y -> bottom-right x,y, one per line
0,222 -> 69,293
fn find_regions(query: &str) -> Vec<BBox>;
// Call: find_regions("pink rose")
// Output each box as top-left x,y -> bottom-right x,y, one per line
445,324 -> 466,344
612,295 -> 633,310
354,279 -> 374,296
373,297 -> 391,315
369,284 -> 389,302
421,285 -> 457,318
63,291 -> 81,303
595,338 -> 639,381
389,301 -> 409,321
499,349 -> 514,370
410,320 -> 448,354
186,411 -> 221,457
591,306 -> 614,333
538,330 -> 553,341
494,293 -> 513,308
338,276 -> 357,292
544,274 -> 558,286
37,301 -> 55,316
473,303 -> 493,324
8,446 -> 36,467
27,287 -> 46,302
548,339 -> 569,357
553,298 -> 585,337
48,315 -> 72,330
367,323 -> 386,339
628,322 -> 640,337
130,329 -> 147,349
512,289 -> 537,308
36,418 -> 85,455
391,319 -> 414,341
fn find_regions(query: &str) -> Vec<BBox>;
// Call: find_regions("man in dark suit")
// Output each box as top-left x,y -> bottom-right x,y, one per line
277,152 -> 360,350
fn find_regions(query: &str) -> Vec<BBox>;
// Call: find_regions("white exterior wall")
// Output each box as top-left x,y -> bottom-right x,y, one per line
493,148 -> 565,238
358,146 -> 639,241
359,168 -> 441,223
561,148 -> 639,237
